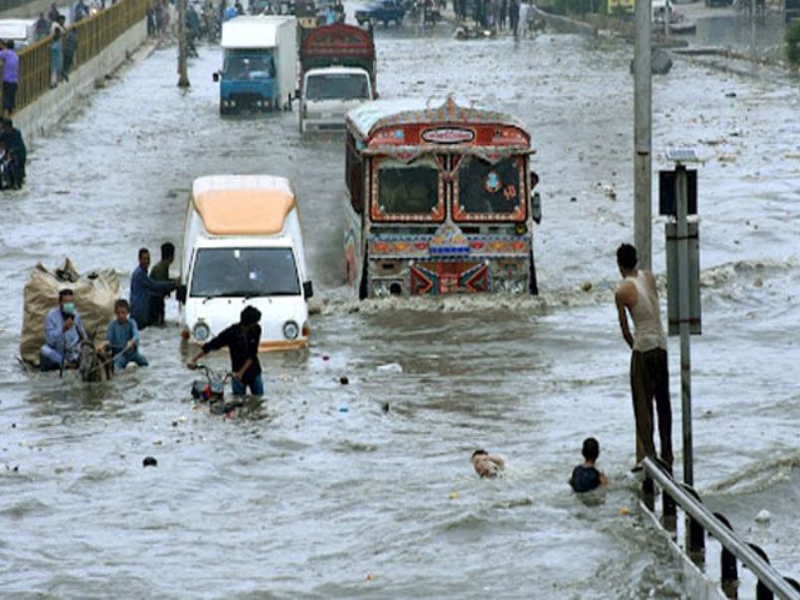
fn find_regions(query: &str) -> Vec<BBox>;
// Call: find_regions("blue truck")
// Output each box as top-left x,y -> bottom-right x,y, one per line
213,16 -> 298,114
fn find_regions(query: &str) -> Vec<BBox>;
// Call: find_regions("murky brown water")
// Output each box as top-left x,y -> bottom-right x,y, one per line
1,16 -> 799,597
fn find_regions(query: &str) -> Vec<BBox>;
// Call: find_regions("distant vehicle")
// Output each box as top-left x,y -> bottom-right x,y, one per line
298,23 -> 377,133
704,0 -> 733,7
355,0 -> 405,26
213,16 -> 297,114
343,97 -> 542,299
181,175 -> 313,351
0,19 -> 37,49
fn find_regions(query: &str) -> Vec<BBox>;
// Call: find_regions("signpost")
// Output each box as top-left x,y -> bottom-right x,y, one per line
661,148 -> 701,487
634,0 -> 653,271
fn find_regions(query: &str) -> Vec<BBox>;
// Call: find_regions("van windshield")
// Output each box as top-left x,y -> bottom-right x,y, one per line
190,248 -> 300,297
306,73 -> 370,101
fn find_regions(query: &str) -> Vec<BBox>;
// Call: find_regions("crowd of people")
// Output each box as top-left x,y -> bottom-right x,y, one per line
454,0 -> 541,36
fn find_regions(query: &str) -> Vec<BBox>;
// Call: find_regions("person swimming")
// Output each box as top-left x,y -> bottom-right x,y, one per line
471,449 -> 505,478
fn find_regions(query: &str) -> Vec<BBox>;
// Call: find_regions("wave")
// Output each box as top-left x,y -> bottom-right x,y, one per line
703,451 -> 800,496
308,256 -> 799,316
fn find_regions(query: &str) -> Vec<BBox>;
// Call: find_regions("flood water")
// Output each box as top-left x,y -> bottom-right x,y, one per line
1,15 -> 799,598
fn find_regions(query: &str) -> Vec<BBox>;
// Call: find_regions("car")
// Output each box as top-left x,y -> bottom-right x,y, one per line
355,0 -> 405,26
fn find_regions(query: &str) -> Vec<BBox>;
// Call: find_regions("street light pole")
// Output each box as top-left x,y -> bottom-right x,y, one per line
634,0 -> 653,270
178,0 -> 190,88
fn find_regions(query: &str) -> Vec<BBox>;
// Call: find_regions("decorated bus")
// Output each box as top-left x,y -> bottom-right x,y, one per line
343,96 -> 541,298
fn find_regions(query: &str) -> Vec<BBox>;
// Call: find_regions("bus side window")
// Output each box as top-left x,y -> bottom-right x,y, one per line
346,135 -> 363,214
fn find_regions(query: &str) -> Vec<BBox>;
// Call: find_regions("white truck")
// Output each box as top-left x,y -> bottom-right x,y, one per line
298,23 -> 376,133
0,19 -> 37,49
214,16 -> 297,114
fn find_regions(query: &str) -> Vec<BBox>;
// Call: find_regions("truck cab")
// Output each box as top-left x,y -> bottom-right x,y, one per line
298,23 -> 377,133
214,16 -> 297,114
301,67 -> 373,133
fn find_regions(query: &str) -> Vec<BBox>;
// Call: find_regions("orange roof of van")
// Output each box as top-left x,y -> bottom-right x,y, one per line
191,176 -> 296,236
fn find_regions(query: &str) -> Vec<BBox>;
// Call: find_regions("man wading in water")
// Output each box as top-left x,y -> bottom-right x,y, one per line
614,243 -> 673,472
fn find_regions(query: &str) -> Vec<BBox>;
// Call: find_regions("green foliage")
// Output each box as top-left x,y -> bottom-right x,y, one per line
787,20 -> 800,65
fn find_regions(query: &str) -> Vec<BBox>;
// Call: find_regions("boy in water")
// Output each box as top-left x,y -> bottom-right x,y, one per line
471,449 -> 505,478
569,437 -> 608,493
105,299 -> 148,371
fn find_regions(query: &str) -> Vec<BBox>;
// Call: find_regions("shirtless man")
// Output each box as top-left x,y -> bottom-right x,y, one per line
471,449 -> 505,478
614,243 -> 673,471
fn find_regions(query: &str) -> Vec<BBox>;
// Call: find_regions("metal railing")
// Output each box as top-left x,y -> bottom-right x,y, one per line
641,457 -> 800,600
13,0 -> 147,111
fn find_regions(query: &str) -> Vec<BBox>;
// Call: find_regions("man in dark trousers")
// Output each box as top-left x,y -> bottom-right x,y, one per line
149,242 -> 175,325
130,248 -> 176,330
62,27 -> 78,81
614,243 -> 673,472
188,306 -> 264,396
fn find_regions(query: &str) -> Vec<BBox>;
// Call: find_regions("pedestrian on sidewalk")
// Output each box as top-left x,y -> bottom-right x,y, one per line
0,40 -> 19,115
614,243 -> 674,472
509,0 -> 519,35
35,13 -> 51,40
62,28 -> 78,80
50,28 -> 63,88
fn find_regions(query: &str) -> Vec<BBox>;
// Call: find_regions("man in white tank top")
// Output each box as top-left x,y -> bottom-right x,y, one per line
614,243 -> 673,470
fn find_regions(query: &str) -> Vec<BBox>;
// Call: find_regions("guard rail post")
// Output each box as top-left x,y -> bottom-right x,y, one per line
684,484 -> 706,563
641,457 -> 800,600
714,513 -> 739,598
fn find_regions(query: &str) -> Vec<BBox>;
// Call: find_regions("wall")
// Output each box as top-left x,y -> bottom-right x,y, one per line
13,19 -> 148,144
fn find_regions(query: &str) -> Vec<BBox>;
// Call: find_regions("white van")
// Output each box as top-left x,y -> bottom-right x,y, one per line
0,19 -> 37,49
300,66 -> 373,133
180,175 -> 313,351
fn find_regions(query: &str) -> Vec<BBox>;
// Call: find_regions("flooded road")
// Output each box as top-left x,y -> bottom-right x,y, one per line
1,17 -> 800,597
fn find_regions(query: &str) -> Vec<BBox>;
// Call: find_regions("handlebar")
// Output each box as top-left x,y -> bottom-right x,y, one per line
191,363 -> 234,384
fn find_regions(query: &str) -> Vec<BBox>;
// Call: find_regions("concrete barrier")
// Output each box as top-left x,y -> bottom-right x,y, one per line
537,9 -> 598,37
13,19 -> 148,144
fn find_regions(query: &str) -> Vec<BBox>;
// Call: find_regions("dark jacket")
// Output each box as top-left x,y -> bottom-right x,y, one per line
202,324 -> 262,384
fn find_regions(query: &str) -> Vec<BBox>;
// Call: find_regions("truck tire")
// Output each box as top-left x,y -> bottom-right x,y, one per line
528,251 -> 538,295
359,253 -> 369,300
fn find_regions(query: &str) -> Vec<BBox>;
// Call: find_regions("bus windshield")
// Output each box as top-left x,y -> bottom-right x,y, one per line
190,248 -> 300,297
376,156 -> 440,219
456,156 -> 525,218
306,73 -> 370,101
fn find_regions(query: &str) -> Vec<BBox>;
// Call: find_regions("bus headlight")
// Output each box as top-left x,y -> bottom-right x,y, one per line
283,320 -> 299,340
193,322 -> 211,342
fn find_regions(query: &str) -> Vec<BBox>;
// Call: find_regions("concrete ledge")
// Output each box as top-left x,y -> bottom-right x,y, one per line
14,19 -> 149,145
639,500 -> 727,600
537,9 -> 598,37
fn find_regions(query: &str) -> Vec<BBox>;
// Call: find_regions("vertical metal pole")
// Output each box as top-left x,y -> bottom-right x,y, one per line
634,0 -> 652,271
749,0 -> 756,61
676,164 -> 693,486
178,0 -> 190,88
